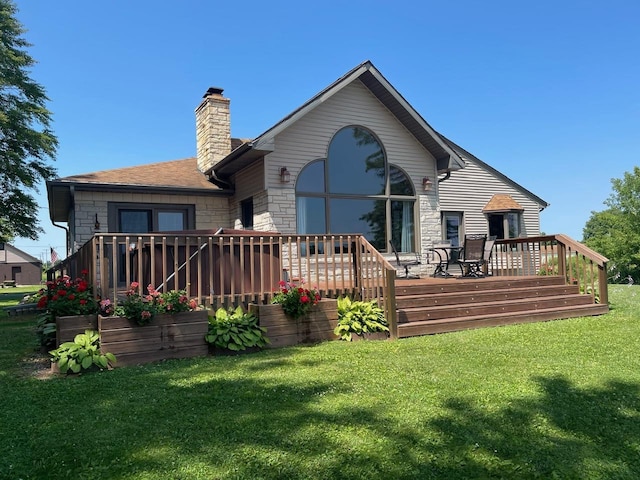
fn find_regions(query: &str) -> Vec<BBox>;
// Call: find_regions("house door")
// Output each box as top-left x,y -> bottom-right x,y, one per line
11,266 -> 21,282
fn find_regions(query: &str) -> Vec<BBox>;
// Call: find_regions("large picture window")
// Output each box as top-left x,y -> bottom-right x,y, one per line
296,126 -> 416,252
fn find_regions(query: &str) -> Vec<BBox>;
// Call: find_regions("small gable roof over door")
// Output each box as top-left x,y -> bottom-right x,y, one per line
212,60 -> 465,177
483,194 -> 525,213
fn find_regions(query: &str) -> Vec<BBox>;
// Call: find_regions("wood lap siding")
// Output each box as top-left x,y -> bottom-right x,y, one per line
234,159 -> 265,201
438,159 -> 543,237
267,80 -> 437,196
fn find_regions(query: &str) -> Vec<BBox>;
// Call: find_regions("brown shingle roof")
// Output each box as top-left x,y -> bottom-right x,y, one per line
483,194 -> 524,212
57,157 -> 218,190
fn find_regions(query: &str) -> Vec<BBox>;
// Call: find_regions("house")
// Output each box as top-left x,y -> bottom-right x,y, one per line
0,243 -> 42,286
438,137 -> 548,247
46,60 -> 547,275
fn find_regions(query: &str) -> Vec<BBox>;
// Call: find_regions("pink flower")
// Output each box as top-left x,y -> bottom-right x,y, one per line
130,281 -> 139,289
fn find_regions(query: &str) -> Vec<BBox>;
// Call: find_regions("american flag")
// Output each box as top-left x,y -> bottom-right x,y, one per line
50,247 -> 59,264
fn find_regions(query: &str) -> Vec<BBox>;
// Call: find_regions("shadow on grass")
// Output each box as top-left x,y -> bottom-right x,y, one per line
427,376 -> 640,478
3,364 -> 640,479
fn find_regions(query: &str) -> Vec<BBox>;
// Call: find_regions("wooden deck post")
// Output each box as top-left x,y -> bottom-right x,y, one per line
386,269 -> 398,340
599,262 -> 609,305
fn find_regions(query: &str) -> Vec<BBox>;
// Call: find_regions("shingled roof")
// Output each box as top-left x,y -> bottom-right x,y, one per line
53,157 -> 215,190
483,194 -> 525,212
46,157 -> 229,222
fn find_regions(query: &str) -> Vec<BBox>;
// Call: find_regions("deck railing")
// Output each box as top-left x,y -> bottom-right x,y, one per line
491,234 -> 608,304
46,232 -> 605,338
47,232 -> 399,338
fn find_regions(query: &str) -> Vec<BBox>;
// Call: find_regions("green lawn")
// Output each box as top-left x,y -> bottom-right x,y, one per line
1,285 -> 639,479
0,285 -> 41,321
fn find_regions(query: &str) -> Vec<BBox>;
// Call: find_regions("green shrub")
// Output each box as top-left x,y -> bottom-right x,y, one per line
49,330 -> 116,373
35,311 -> 56,348
205,306 -> 269,351
334,297 -> 389,341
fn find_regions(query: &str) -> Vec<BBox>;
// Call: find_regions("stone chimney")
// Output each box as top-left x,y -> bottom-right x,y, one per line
195,87 -> 231,173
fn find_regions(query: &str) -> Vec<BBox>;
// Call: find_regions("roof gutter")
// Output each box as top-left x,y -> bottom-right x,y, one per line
438,172 -> 451,183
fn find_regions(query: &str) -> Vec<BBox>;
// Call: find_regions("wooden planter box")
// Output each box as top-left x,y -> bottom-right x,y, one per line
56,314 -> 98,347
250,299 -> 338,348
350,331 -> 390,342
98,310 -> 209,367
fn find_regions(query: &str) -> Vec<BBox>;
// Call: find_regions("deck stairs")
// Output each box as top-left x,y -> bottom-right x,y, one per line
395,275 -> 609,338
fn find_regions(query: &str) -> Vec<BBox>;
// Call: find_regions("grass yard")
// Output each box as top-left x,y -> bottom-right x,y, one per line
1,285 -> 639,479
0,285 -> 40,318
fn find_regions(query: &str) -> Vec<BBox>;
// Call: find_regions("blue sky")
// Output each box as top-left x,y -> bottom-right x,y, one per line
11,0 -> 640,262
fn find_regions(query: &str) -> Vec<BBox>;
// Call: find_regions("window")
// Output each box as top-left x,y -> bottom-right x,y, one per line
241,198 -> 254,230
488,212 -> 521,239
109,203 -> 195,233
108,203 -> 195,284
296,126 -> 416,252
442,212 -> 463,247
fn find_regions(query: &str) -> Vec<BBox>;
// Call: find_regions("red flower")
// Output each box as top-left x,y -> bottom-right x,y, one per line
68,294 -> 75,301
81,269 -> 89,276
279,280 -> 286,287
37,296 -> 48,309
79,299 -> 87,305
57,290 -> 67,296
300,295 -> 310,304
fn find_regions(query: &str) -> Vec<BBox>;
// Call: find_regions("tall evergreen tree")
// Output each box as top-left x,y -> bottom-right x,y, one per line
0,0 -> 57,242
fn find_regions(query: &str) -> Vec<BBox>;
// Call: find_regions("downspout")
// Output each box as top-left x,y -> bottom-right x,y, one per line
52,222 -> 70,258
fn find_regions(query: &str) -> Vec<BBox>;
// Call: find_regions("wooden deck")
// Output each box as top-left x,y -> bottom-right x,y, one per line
393,275 -> 608,337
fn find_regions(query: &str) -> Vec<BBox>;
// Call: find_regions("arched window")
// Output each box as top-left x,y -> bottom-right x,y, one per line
296,126 -> 416,252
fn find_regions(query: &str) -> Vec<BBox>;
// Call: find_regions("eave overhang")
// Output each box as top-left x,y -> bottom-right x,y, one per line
46,180 -> 233,223
211,60 -> 465,178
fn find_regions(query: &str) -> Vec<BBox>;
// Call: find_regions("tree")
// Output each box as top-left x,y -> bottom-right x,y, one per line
583,167 -> 640,282
0,0 -> 57,242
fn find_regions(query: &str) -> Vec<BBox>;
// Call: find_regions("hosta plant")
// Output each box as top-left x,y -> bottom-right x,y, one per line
334,297 -> 389,341
205,306 -> 269,351
49,330 -> 116,373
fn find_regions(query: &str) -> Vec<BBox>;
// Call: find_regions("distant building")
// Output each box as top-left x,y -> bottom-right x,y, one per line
0,243 -> 42,286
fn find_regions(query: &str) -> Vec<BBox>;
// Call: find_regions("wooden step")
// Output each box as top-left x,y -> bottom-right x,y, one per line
395,275 -> 565,296
396,284 -> 580,309
398,303 -> 610,337
398,294 -> 595,323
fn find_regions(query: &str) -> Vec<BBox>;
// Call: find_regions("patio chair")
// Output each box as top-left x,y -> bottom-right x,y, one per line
482,235 -> 497,276
456,234 -> 487,277
389,240 -> 421,279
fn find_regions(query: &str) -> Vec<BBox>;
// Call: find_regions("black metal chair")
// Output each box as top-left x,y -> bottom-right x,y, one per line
389,240 -> 421,279
456,234 -> 487,277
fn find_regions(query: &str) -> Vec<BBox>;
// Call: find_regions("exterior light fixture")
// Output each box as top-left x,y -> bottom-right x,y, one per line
94,213 -> 101,231
280,167 -> 291,183
422,176 -> 433,191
